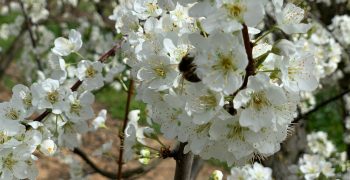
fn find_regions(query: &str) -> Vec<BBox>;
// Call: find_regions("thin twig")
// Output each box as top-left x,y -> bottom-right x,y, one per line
73,147 -> 161,179
239,23 -> 255,92
123,159 -> 162,179
18,0 -> 43,71
227,23 -> 255,114
117,79 -> 134,180
293,88 -> 350,123
0,25 -> 26,79
73,148 -> 117,178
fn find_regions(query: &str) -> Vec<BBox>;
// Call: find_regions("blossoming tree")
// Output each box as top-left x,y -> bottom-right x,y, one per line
0,0 -> 350,179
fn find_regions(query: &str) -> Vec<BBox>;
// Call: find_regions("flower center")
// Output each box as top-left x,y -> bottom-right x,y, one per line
154,67 -> 166,78
23,93 -> 33,107
195,122 -> 211,134
0,132 -> 10,144
226,123 -> 246,141
146,3 -> 158,13
130,22 -> 140,32
249,91 -> 270,111
198,93 -> 217,109
70,101 -> 82,115
47,91 -> 59,104
63,121 -> 75,133
86,66 -> 97,78
47,147 -> 54,154
175,48 -> 188,61
3,154 -> 17,170
288,67 -> 302,80
224,3 -> 246,20
5,108 -> 20,120
215,53 -> 237,74
68,42 -> 75,50
175,11 -> 183,19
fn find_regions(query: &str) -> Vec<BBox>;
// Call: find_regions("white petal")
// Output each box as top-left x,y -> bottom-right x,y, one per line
240,108 -> 274,132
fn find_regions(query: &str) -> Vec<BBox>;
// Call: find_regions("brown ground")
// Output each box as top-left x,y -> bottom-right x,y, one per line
0,71 -> 228,180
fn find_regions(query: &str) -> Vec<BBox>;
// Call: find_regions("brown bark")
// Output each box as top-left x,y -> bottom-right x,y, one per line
174,143 -> 194,180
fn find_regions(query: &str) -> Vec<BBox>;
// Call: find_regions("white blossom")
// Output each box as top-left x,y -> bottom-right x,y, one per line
64,91 -> 95,122
137,55 -> 178,91
77,60 -> 104,90
190,32 -> 248,94
52,29 -> 82,56
92,109 -> 107,130
234,74 -> 287,132
31,78 -> 67,114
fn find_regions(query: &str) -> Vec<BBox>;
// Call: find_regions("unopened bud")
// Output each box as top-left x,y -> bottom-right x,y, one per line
138,148 -> 151,165
209,170 -> 223,180
40,139 -> 57,156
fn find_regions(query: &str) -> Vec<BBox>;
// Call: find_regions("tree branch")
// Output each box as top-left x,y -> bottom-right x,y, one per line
190,155 -> 204,180
73,147 -> 161,179
0,25 -> 25,79
227,23 -> 255,114
117,79 -> 134,180
293,88 -> 350,123
122,159 -> 162,179
73,148 -> 117,178
174,142 -> 194,180
18,0 -> 43,71
240,23 -> 256,90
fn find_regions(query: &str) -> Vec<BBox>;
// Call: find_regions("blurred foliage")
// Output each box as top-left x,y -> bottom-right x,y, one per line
306,86 -> 347,151
208,158 -> 231,172
95,83 -> 148,124
0,12 -> 19,23
0,12 -> 37,51
1,75 -> 16,91
45,21 -> 62,36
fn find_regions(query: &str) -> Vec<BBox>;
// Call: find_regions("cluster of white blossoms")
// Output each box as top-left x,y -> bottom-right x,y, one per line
293,24 -> 342,80
0,28 -> 126,179
21,0 -> 49,23
0,0 -> 78,24
0,1 -> 122,85
110,0 -> 319,165
291,22 -> 342,113
329,15 -> 350,47
208,163 -> 272,180
288,131 -> 350,180
0,16 -> 23,41
227,162 -> 272,180
231,131 -> 350,180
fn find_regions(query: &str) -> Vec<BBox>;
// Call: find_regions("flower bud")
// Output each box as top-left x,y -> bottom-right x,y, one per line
128,110 -> 140,122
209,170 -> 223,180
40,139 -> 57,156
138,148 -> 151,165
